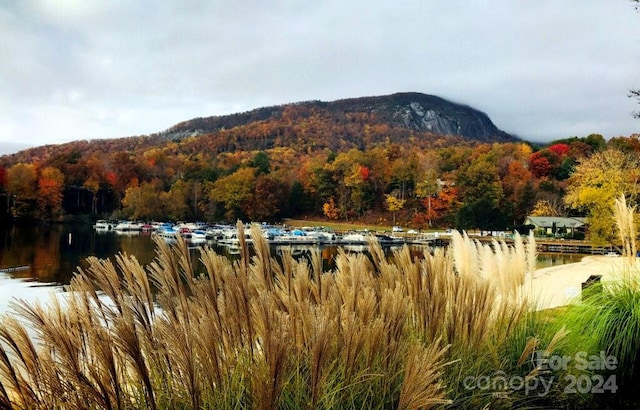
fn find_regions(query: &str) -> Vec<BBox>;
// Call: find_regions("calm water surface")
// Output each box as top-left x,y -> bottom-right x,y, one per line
0,225 -> 582,315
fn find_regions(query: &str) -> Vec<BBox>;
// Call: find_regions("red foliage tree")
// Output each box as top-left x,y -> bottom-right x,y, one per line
528,152 -> 552,178
547,143 -> 570,158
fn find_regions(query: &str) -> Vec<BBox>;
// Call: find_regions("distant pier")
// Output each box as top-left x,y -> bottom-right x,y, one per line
0,265 -> 30,273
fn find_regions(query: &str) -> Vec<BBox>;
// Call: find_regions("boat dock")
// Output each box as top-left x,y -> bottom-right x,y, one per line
0,265 -> 30,273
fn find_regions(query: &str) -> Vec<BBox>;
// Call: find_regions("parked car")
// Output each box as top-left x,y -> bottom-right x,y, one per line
392,226 -> 403,233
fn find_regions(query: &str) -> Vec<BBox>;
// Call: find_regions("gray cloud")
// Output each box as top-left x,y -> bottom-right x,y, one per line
1,0 -> 639,147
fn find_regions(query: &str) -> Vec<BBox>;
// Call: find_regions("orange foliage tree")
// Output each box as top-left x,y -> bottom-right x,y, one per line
37,166 -> 65,221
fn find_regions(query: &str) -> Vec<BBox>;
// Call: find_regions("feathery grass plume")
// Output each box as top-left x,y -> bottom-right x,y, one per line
479,240 -> 497,280
111,306 -> 157,410
0,315 -> 48,409
11,295 -> 114,410
398,340 -> 452,410
77,253 -> 160,409
614,194 -> 637,264
64,280 -> 127,410
115,253 -> 156,335
510,231 -> 529,289
237,220 -> 250,276
526,231 -> 537,276
198,245 -> 247,360
155,312 -> 202,409
307,304 -> 337,409
451,230 -> 477,277
516,336 -> 540,368
249,223 -> 276,292
251,295 -> 291,410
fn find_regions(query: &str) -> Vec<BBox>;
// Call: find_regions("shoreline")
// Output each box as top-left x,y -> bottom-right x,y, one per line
529,254 -> 638,310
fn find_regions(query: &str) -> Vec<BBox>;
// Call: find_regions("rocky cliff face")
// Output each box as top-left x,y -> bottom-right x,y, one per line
329,92 -> 514,142
163,92 -> 516,143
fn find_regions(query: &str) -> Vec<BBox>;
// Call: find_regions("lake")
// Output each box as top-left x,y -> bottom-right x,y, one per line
0,224 -> 582,315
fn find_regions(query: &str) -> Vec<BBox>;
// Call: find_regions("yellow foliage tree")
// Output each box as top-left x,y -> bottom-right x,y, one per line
7,163 -> 38,219
323,197 -> 339,220
530,199 -> 561,217
385,194 -> 405,225
565,149 -> 640,245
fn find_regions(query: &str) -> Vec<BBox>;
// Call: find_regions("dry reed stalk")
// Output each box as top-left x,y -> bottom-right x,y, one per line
397,340 -> 452,410
250,224 -> 276,293
307,304 -> 337,409
0,315 -> 47,409
156,314 -> 202,409
13,295 -> 116,409
614,194 -> 637,266
199,247 -> 252,361
251,295 -> 290,410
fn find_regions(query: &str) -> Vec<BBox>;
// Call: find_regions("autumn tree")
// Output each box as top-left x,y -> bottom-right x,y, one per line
415,168 -> 440,227
564,149 -> 640,245
122,180 -> 164,221
37,166 -> 65,221
608,134 -> 640,153
456,196 -> 507,232
298,154 -> 335,212
208,167 -> 256,221
502,161 -> 535,224
323,197 -> 339,220
384,194 -> 405,225
455,157 -> 507,230
389,153 -> 418,200
531,199 -> 563,217
162,179 -> 191,221
326,149 -> 373,220
343,163 -> 374,218
245,174 -> 287,221
7,163 -> 38,220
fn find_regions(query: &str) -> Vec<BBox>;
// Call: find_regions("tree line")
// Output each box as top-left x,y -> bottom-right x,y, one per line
2,132 -> 640,244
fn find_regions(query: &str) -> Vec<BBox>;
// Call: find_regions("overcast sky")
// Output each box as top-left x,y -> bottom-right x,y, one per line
1,0 -> 639,149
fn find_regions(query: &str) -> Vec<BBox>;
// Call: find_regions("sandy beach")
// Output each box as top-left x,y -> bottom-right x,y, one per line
530,254 -> 639,310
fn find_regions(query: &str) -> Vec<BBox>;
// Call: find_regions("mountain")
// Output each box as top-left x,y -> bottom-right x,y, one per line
163,92 -> 516,144
1,92 -> 517,166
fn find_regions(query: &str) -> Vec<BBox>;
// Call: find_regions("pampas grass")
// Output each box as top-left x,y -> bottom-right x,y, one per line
0,225 -> 544,409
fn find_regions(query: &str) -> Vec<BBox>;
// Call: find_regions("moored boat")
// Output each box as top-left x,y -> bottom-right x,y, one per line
93,220 -> 114,230
114,221 -> 143,232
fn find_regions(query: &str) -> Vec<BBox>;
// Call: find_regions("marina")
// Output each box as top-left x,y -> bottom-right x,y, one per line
0,222 -> 594,318
94,220 -> 623,256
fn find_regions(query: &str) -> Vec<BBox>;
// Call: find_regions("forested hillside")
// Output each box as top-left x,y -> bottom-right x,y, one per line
0,92 -> 638,239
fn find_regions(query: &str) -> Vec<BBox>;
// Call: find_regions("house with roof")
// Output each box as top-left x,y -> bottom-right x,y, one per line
523,216 -> 587,236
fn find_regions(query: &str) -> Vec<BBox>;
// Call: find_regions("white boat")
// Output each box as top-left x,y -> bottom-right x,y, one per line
340,232 -> 368,245
188,229 -> 208,244
157,226 -> 179,238
93,220 -> 113,230
114,221 -> 143,232
218,229 -> 253,246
